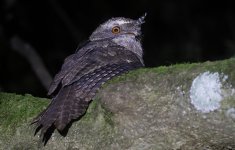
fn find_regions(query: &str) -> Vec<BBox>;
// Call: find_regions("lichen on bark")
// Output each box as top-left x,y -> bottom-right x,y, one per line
0,58 -> 235,149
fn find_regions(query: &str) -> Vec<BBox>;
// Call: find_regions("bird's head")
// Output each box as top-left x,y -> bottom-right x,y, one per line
89,14 -> 146,42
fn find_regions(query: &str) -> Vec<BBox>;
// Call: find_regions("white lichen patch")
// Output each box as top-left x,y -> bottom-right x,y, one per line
190,71 -> 225,113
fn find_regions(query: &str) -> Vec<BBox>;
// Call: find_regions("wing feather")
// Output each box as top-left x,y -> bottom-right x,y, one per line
33,45 -> 144,143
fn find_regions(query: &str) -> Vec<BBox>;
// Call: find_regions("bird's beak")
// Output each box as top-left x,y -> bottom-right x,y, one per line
136,13 -> 147,26
124,13 -> 147,38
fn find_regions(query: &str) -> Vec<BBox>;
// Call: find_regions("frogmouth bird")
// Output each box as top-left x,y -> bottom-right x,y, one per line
32,14 -> 146,142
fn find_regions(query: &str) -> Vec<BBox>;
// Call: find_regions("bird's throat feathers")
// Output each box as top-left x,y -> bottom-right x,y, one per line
112,35 -> 143,61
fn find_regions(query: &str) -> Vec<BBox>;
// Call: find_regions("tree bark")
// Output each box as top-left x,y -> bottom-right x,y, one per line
0,58 -> 235,150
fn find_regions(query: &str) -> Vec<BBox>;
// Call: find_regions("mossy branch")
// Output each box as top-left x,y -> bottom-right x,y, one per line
0,58 -> 235,149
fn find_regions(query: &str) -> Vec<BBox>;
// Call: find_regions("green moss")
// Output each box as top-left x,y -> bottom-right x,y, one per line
82,99 -> 114,127
100,104 -> 114,127
80,100 -> 99,122
104,58 -> 235,92
105,68 -> 147,84
0,92 -> 49,134
0,58 -> 234,149
105,62 -> 201,86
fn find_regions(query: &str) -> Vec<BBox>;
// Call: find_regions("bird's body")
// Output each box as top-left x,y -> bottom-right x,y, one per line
33,14 -> 146,142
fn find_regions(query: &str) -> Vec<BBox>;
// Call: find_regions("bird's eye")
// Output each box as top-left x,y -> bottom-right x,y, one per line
112,26 -> 121,34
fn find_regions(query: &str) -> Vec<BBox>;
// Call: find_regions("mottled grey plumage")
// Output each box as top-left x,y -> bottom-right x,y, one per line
32,14 -> 146,142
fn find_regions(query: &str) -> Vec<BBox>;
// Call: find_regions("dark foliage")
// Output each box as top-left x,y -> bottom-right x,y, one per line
0,0 -> 234,97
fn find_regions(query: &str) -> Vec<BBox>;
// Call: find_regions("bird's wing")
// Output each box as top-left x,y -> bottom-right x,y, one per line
47,52 -> 91,96
48,44 -> 142,95
32,45 -> 143,143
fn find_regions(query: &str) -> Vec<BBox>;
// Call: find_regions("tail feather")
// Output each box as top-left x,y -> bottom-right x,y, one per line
34,85 -> 89,132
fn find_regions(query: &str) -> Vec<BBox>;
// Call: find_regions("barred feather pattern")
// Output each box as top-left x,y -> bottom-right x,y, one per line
32,15 -> 146,143
32,62 -> 142,141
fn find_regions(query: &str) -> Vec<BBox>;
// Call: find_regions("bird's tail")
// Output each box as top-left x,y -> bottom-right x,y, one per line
32,84 -> 89,143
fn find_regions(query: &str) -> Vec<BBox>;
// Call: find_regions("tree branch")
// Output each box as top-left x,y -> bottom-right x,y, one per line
10,36 -> 52,90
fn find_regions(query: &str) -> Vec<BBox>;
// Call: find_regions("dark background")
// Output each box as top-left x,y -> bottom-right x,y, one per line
0,0 -> 235,97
